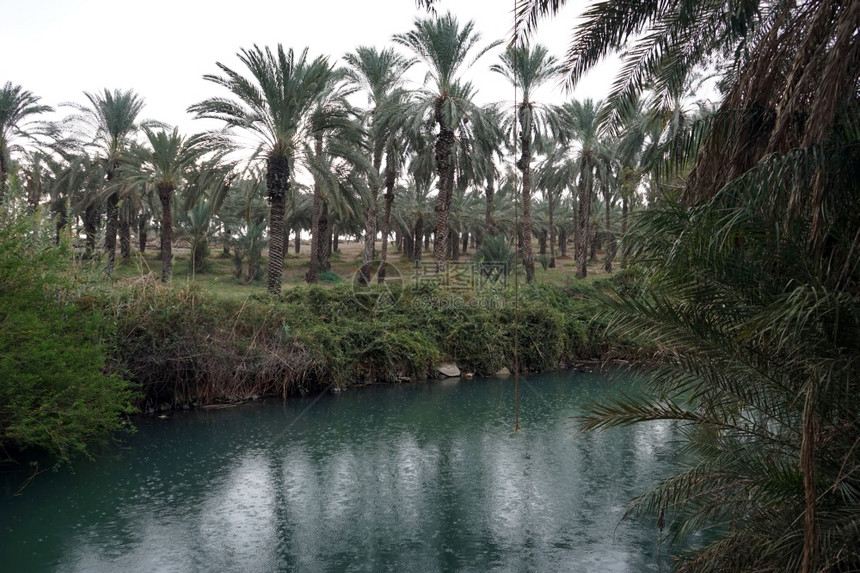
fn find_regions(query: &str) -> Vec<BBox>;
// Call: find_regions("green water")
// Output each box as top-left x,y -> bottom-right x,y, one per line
1,371 -> 677,572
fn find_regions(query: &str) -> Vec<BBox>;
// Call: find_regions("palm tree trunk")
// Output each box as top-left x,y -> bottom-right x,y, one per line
0,150 -> 8,204
575,159 -> 591,279
294,228 -> 301,254
119,205 -> 131,261
359,149 -> 384,284
157,182 -> 173,282
603,186 -> 614,273
559,227 -> 567,257
518,120 -> 535,284
433,98 -> 455,273
404,233 -> 413,259
104,192 -> 119,274
138,217 -> 148,253
485,177 -> 495,236
620,196 -> 629,269
414,216 -> 424,263
307,187 -> 322,284
319,201 -> 331,271
462,232 -> 469,254
84,203 -> 99,258
378,166 -> 396,283
539,230 -> 547,255
548,193 -> 556,268
590,223 -> 598,262
266,152 -> 289,295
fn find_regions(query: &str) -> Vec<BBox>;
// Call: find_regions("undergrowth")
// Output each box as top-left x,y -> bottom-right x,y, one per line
109,278 -> 614,409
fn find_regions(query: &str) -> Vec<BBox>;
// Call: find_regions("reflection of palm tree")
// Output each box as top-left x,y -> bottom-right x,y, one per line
394,12 -> 499,272
190,45 -> 340,294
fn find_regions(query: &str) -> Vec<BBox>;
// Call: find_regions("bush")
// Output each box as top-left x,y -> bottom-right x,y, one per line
0,211 -> 134,465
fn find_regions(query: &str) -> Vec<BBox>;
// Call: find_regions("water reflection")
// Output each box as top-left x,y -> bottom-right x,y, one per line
1,371 -> 677,572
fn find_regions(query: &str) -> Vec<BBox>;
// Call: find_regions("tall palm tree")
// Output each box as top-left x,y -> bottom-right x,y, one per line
189,45 -> 340,295
343,46 -> 415,283
130,127 -> 213,282
394,12 -> 500,272
65,89 -> 147,273
491,44 -> 564,283
0,82 -> 52,202
563,98 -> 613,278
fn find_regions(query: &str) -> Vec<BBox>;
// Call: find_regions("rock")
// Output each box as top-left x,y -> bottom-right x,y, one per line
464,372 -> 474,379
437,363 -> 461,377
398,376 -> 411,382
494,367 -> 511,377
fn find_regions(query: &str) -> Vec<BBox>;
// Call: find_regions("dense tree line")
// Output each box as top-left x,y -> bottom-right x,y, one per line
1,11 -> 682,294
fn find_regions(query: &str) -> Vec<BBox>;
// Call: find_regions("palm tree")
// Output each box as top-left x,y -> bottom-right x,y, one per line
303,102 -> 368,283
189,45 -> 340,295
394,12 -> 499,272
563,98 -> 613,278
0,82 -> 52,202
65,89 -> 148,274
344,46 -> 415,283
536,141 -> 578,268
612,100 -> 655,269
130,127 -> 214,282
491,44 -> 564,283
473,105 -> 505,240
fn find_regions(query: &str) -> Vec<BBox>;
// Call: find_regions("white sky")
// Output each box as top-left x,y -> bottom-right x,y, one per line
2,0 -> 619,134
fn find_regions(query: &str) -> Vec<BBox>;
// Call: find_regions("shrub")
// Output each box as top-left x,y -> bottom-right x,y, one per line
0,211 -> 134,465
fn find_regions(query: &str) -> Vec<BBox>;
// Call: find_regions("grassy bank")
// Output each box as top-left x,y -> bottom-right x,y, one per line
109,274 -> 620,411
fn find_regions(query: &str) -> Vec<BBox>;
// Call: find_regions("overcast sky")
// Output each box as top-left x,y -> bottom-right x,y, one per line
3,0 -> 621,134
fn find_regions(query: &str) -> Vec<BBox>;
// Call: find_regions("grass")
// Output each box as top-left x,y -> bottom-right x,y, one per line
109,239 -> 617,299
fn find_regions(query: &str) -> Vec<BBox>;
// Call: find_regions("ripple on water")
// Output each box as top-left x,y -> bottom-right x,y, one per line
1,371 -> 674,572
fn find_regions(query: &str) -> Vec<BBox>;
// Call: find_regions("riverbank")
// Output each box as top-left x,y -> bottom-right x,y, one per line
109,273 -> 636,412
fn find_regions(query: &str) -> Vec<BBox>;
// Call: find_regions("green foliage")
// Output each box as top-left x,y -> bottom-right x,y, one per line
317,270 -> 342,284
474,234 -> 515,281
107,274 -> 605,405
589,130 -> 860,571
0,210 -> 134,466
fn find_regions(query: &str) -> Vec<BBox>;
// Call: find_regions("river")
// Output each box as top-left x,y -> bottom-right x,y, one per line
1,370 -> 678,572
